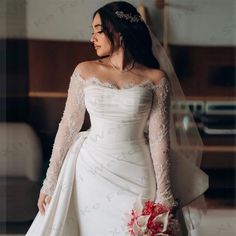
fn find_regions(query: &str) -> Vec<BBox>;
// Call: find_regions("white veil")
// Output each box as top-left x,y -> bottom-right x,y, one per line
146,25 -> 209,231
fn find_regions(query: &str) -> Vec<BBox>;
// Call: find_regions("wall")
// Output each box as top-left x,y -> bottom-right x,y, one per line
0,0 -> 235,46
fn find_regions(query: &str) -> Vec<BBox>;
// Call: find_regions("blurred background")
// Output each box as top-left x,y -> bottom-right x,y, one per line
0,0 -> 235,235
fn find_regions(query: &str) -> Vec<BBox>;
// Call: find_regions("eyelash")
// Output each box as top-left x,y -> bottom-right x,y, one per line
91,30 -> 104,35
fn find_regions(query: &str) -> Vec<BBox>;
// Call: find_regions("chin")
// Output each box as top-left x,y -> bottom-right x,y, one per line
95,48 -> 111,57
94,49 -> 101,56
96,51 -> 104,57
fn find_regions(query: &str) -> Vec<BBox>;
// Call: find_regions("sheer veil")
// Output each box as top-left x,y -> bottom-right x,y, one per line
146,25 -> 209,231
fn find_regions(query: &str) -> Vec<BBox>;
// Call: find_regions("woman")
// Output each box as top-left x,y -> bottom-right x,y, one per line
26,1 -> 208,235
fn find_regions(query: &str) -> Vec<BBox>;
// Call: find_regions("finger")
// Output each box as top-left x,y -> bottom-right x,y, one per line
38,199 -> 46,215
45,196 -> 51,204
38,203 -> 45,215
47,197 -> 51,204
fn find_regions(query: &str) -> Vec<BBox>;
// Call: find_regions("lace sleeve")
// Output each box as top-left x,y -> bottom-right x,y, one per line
148,76 -> 178,208
40,68 -> 86,197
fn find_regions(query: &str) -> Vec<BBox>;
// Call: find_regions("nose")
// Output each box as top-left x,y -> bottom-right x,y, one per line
90,34 -> 97,43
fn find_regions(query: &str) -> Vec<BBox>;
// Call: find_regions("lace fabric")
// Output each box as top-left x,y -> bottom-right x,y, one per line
148,76 -> 178,208
40,68 -> 177,211
82,75 -> 161,91
146,25 -> 208,231
40,69 -> 86,196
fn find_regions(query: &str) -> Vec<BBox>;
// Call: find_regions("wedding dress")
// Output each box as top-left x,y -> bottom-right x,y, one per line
26,68 -> 208,236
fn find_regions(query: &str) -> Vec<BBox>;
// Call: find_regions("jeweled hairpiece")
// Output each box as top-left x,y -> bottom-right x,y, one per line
115,10 -> 143,23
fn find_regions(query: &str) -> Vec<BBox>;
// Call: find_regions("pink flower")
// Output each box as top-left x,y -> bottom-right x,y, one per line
127,195 -> 180,236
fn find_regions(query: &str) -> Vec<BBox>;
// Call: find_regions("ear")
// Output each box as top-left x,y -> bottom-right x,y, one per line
118,33 -> 123,42
114,31 -> 122,42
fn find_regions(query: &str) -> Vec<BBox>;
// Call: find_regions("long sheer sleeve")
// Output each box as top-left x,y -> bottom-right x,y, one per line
148,76 -> 178,208
40,68 -> 86,197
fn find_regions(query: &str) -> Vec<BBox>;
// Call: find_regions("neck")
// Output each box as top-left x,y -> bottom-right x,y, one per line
109,47 -> 134,71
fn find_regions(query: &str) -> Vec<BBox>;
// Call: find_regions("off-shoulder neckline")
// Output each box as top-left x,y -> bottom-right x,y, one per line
73,71 -> 166,91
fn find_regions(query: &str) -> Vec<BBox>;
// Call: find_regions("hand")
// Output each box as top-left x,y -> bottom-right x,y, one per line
37,192 -> 52,216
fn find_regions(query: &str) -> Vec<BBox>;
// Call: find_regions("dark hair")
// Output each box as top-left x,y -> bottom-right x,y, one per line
93,1 -> 160,69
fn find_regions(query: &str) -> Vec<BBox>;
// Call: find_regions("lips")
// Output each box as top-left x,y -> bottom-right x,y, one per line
94,45 -> 101,50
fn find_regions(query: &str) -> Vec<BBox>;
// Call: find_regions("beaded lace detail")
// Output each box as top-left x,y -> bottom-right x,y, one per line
40,69 -> 86,196
40,70 -> 177,208
83,76 -> 159,91
148,77 -> 178,208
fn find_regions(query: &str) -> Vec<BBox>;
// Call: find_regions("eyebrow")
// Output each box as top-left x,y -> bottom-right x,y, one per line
91,24 -> 102,29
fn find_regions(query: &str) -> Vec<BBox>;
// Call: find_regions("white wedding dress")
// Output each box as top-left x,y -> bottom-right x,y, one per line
26,68 -> 208,236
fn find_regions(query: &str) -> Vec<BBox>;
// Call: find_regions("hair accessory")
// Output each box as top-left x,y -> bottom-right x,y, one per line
115,10 -> 143,23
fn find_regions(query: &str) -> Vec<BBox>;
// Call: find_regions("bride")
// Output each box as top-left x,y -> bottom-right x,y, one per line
26,1 -> 208,235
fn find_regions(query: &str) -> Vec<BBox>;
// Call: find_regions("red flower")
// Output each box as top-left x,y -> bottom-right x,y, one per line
127,196 -> 180,236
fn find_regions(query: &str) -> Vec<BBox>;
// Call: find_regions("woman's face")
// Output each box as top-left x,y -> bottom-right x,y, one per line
90,13 -> 112,57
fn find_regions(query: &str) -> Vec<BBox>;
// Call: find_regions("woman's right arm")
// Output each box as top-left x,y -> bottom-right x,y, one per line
38,65 -> 86,214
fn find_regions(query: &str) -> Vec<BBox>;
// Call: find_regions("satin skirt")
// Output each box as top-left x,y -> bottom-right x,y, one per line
26,130 -> 160,235
75,132 -> 158,235
26,128 -> 206,235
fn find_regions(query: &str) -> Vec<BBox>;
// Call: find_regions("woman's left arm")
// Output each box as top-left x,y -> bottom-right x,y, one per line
148,76 -> 178,210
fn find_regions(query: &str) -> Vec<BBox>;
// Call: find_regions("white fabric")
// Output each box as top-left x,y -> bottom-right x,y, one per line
39,72 -> 86,196
26,70 -> 208,235
147,25 -> 209,231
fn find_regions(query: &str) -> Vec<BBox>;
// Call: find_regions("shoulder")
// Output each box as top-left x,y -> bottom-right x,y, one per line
74,60 -> 99,80
148,69 -> 170,96
149,69 -> 167,86
136,63 -> 167,84
150,69 -> 170,91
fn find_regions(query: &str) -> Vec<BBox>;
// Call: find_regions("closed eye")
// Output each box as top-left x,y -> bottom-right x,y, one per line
91,30 -> 104,35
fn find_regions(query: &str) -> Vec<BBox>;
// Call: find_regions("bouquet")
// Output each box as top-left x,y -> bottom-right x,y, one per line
127,196 -> 180,236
